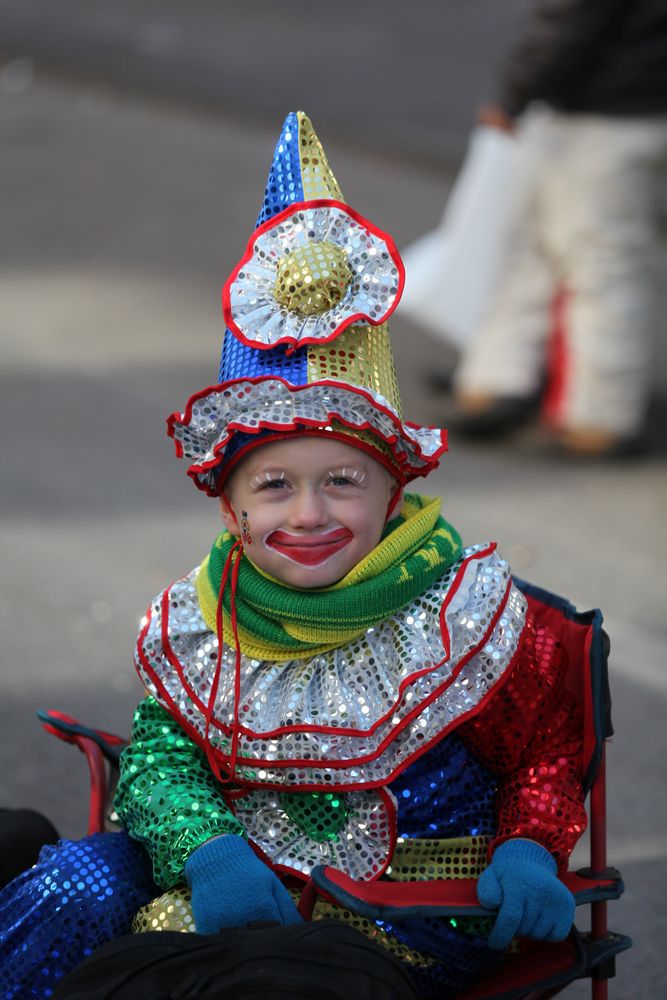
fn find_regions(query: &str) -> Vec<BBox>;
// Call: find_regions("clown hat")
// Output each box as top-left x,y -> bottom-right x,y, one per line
168,111 -> 447,494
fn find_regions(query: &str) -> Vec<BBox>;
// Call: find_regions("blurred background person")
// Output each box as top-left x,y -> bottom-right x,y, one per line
452,0 -> 667,457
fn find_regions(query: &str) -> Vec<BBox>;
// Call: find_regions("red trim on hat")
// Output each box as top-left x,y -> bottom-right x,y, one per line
222,198 -> 406,355
167,376 -> 448,497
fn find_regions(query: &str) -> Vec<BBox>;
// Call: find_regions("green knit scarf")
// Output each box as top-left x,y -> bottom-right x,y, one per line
196,494 -> 462,661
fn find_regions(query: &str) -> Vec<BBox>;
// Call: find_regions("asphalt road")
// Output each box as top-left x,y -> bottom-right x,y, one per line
0,0 -> 533,163
1,6 -> 666,996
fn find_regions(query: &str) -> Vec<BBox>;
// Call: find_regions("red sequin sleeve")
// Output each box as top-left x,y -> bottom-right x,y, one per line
457,610 -> 587,869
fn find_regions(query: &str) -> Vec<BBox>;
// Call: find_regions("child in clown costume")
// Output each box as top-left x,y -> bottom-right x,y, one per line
0,113 -> 586,1000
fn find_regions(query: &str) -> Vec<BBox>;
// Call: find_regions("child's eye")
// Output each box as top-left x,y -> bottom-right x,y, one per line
262,479 -> 289,490
329,476 -> 353,487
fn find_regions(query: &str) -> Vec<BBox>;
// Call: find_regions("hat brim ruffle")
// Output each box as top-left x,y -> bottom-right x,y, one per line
168,377 -> 447,495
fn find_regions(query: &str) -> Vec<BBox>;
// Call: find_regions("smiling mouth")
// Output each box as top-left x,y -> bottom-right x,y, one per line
265,528 -> 354,566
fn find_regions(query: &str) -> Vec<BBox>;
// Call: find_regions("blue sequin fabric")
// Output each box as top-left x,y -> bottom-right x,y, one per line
387,734 -> 503,996
0,832 -> 156,999
218,113 -> 308,388
219,336 -> 308,385
393,733 -> 497,840
406,937 -> 505,1000
255,111 -> 304,227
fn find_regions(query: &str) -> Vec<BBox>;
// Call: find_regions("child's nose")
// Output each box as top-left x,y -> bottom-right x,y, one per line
288,489 -> 328,529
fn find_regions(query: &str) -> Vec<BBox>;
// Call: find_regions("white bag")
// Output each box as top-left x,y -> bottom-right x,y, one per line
398,124 -> 535,347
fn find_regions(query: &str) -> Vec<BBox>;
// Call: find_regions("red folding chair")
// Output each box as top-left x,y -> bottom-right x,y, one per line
39,579 -> 630,999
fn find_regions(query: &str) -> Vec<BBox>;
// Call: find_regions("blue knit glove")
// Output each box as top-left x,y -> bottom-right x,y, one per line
477,839 -> 575,951
184,835 -> 302,932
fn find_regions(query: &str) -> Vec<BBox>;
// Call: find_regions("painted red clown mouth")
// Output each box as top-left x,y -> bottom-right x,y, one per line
265,527 -> 353,565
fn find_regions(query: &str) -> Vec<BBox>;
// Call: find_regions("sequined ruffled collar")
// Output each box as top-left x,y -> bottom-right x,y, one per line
136,544 -> 527,791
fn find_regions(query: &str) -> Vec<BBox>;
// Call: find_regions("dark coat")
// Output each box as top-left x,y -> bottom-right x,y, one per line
501,0 -> 667,117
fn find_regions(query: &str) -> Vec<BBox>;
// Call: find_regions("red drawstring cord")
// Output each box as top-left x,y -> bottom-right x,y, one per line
204,539 -> 243,785
226,548 -> 243,781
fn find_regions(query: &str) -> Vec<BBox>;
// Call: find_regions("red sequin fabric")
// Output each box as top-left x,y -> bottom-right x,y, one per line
458,612 -> 587,868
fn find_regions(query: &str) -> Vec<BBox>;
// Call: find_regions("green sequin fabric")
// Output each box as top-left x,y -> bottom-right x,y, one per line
279,791 -> 350,842
115,699 -> 382,886
114,698 -> 244,888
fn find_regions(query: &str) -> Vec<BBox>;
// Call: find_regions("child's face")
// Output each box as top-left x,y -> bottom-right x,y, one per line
220,436 -> 399,588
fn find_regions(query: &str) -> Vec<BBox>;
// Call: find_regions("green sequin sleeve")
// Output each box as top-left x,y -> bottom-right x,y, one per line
114,696 -> 245,888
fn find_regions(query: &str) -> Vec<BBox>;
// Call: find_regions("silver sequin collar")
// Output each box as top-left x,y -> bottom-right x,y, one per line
136,544 -> 527,791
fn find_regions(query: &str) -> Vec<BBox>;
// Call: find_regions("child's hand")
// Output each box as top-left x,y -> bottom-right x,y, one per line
477,839 -> 575,951
185,835 -> 302,932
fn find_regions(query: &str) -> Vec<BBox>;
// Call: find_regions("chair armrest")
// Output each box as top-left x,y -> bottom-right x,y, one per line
37,709 -> 127,765
37,710 -> 128,835
305,865 -> 624,922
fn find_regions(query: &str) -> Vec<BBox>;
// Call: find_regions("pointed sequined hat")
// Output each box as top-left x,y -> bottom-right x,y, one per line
168,111 -> 447,494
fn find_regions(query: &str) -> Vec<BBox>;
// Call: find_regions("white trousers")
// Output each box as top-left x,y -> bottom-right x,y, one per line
455,107 -> 667,435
